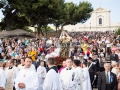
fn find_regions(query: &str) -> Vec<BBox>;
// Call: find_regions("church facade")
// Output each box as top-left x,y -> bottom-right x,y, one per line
62,7 -> 120,32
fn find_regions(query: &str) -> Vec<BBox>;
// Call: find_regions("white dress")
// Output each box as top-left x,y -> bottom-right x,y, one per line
0,67 -> 6,89
15,67 -> 39,90
37,66 -> 46,90
43,69 -> 61,90
82,67 -> 92,90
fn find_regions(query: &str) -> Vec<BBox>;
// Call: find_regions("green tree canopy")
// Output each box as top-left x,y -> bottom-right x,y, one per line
0,0 -> 93,36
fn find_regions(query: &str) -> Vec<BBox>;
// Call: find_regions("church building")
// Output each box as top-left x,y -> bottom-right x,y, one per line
63,7 -> 120,32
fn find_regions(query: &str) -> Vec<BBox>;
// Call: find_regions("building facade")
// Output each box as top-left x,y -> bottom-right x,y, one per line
62,7 -> 120,32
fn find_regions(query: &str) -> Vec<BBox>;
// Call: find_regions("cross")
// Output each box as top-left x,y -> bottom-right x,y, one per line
100,3 -> 101,8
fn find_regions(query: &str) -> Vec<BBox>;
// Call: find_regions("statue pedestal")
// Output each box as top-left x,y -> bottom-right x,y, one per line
54,56 -> 67,66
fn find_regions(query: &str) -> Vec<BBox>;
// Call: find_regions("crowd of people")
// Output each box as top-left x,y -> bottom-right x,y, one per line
0,31 -> 120,90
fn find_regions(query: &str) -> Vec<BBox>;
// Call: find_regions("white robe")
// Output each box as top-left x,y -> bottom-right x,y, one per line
15,68 -> 39,90
6,66 -> 19,89
74,67 -> 83,90
43,69 -> 61,90
82,68 -> 92,90
37,66 -> 46,90
30,64 -> 36,71
0,67 -> 6,88
18,64 -> 24,70
111,68 -> 118,76
60,68 -> 78,90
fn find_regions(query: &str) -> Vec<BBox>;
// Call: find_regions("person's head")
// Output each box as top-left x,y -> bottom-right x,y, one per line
66,58 -> 73,68
2,62 -> 8,69
104,63 -> 111,72
12,59 -> 17,66
40,61 -> 44,66
111,50 -> 115,54
24,57 -> 32,68
87,57 -> 92,62
116,64 -> 120,73
47,58 -> 55,67
7,60 -> 14,67
1,52 -> 5,57
82,62 -> 87,68
21,58 -> 25,65
73,60 -> 80,68
62,61 -> 66,68
111,61 -> 117,68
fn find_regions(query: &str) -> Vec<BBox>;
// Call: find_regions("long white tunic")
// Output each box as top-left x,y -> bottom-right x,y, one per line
60,68 -> 78,90
5,66 -> 19,89
82,68 -> 92,90
37,66 -> 46,90
15,68 -> 39,90
43,69 -> 61,90
0,67 -> 6,88
75,67 -> 83,90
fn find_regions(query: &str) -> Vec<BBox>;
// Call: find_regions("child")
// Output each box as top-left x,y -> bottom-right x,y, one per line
37,61 -> 46,90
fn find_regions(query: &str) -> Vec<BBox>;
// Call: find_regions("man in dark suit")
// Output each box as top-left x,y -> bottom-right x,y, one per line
87,57 -> 96,90
110,50 -> 119,62
98,63 -> 117,90
92,54 -> 100,88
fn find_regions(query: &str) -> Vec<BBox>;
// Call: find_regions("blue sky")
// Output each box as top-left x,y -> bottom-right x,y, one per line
0,0 -> 120,23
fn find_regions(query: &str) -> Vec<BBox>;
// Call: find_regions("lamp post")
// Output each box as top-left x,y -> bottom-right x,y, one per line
90,22 -> 91,30
34,25 -> 38,37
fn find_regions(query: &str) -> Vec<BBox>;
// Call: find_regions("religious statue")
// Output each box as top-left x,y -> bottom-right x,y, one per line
59,31 -> 71,57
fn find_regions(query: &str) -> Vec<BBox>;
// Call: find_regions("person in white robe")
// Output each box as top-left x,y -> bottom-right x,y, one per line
82,62 -> 92,90
111,61 -> 118,75
18,58 -> 25,70
37,61 -> 46,90
0,61 -> 6,90
43,57 -> 61,90
60,58 -> 78,90
73,60 -> 83,90
6,60 -> 19,90
15,57 -> 39,90
30,64 -> 36,71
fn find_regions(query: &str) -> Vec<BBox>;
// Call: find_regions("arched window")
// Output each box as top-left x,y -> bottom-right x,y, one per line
99,18 -> 102,24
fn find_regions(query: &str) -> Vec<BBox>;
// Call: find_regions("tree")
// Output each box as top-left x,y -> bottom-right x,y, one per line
0,0 -> 31,30
115,27 -> 120,35
53,1 -> 93,30
25,0 -> 64,36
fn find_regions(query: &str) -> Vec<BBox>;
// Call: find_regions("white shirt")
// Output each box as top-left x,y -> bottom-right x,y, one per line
105,71 -> 110,82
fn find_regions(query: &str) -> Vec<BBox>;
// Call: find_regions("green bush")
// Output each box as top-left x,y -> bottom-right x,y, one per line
115,27 -> 120,35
